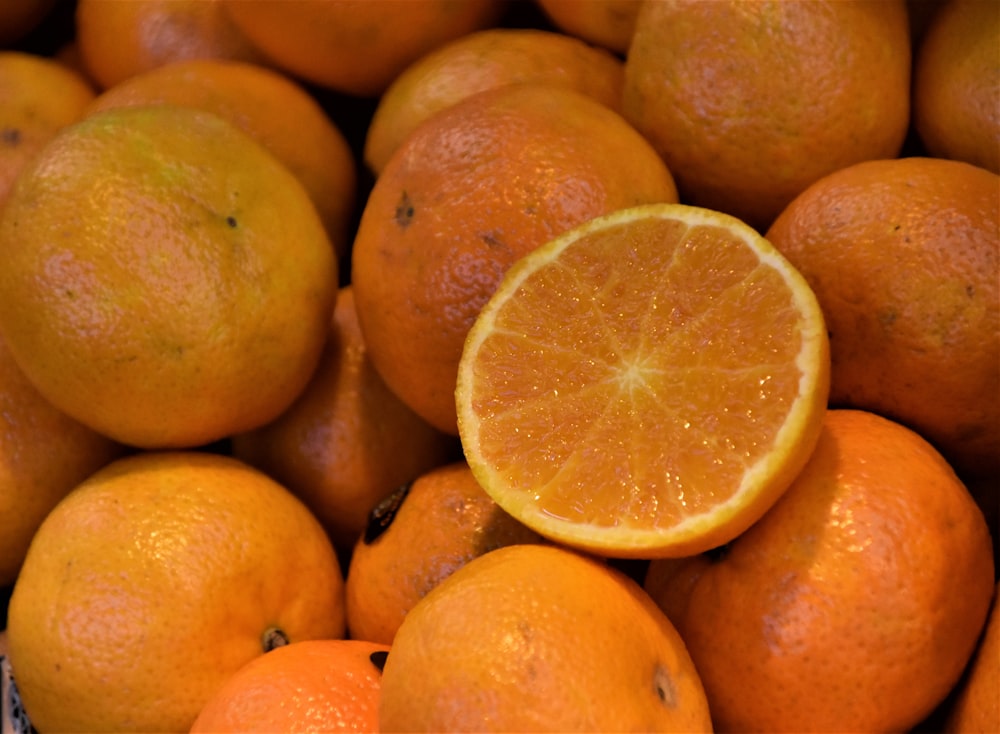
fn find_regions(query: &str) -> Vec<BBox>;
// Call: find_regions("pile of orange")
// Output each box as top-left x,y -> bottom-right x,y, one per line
0,1 -> 996,731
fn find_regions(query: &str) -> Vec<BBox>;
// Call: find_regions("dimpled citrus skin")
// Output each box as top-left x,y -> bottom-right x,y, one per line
351,83 -> 678,435
0,332 -> 123,587
766,157 -> 999,478
75,0 -> 267,89
914,0 -> 1000,174
0,51 -> 95,209
622,0 -> 911,231
0,105 -> 337,449
645,409 -> 996,732
222,0 -> 504,97
363,27 -> 625,175
86,58 -> 357,258
232,286 -> 459,556
6,451 -> 346,733
344,461 -> 543,645
379,544 -> 712,732
190,639 -> 390,733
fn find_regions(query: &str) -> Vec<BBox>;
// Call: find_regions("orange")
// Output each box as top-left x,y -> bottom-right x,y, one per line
222,0 -> 504,98
0,0 -> 55,46
456,203 -> 830,558
945,581 -> 1000,733
232,286 -> 460,556
6,451 -> 346,733
0,51 -> 95,211
0,330 -> 123,588
914,0 -> 1000,174
86,58 -> 357,258
536,0 -> 641,54
190,638 -> 390,733
74,0 -> 267,90
344,461 -> 543,645
379,543 -> 712,732
0,105 -> 337,449
364,27 -> 625,175
622,0 -> 911,232
766,156 -> 1000,479
351,83 -> 679,435
644,409 -> 996,732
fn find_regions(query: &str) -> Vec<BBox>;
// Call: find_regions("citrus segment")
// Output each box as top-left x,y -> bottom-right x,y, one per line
456,203 -> 830,557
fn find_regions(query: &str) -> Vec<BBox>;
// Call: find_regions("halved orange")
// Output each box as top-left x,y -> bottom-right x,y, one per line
456,203 -> 830,558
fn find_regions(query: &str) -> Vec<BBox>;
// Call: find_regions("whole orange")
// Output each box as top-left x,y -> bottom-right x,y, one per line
622,0 -> 911,231
0,331 -> 123,588
0,105 -> 337,449
766,157 -> 999,478
232,286 -> 460,556
351,83 -> 678,434
344,461 -> 543,645
379,543 -> 712,732
86,58 -> 357,259
913,0 -> 1000,174
75,0 -> 267,89
945,581 -> 1000,733
0,51 -> 95,210
645,409 -> 996,732
222,0 -> 504,97
6,451 -> 346,733
364,27 -> 625,176
535,0 -> 641,54
190,638 -> 390,733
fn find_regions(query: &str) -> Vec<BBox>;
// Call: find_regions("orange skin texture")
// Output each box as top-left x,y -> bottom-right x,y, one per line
232,287 -> 460,557
364,27 -> 625,175
344,460 -> 543,645
0,51 -> 95,210
190,639 -> 390,733
622,0 -> 911,232
379,543 -> 712,732
645,409 -> 996,733
0,105 -> 338,449
351,83 -> 679,434
536,0 -> 641,54
74,0 -> 267,90
6,451 -> 347,733
914,0 -> 1000,174
86,58 -> 357,258
766,157 -> 1000,479
946,582 -> 1000,733
222,0 -> 504,98
0,332 -> 123,587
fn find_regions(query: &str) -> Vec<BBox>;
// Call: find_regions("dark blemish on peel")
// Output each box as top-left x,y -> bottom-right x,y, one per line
654,665 -> 677,707
480,231 -> 505,249
226,216 -> 238,228
1,127 -> 20,146
363,482 -> 412,544
395,191 -> 415,228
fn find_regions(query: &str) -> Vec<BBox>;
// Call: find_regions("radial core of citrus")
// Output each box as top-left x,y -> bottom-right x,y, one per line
456,203 -> 830,558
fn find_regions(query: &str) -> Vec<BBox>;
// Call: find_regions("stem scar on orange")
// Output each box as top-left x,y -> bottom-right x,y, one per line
455,203 -> 831,558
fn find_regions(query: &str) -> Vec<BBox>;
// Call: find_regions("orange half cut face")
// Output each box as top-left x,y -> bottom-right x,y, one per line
456,203 -> 830,558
